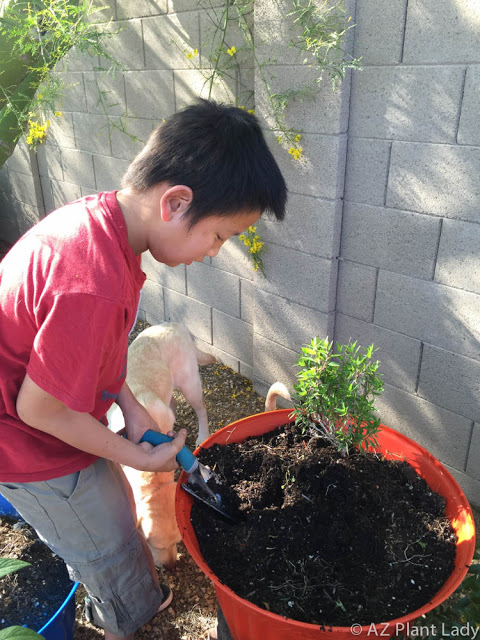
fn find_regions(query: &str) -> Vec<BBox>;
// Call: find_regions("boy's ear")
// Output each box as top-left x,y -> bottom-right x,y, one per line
160,185 -> 193,222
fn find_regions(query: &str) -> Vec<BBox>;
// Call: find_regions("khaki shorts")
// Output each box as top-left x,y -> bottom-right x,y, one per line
0,458 -> 163,637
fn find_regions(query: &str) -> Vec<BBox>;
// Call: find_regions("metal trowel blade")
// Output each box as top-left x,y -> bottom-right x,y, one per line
181,482 -> 238,524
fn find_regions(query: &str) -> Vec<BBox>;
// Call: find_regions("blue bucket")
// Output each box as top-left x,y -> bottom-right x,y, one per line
0,493 -> 79,639
37,582 -> 79,640
0,493 -> 20,517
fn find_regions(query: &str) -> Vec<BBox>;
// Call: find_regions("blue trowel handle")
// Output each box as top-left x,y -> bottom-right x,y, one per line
139,430 -> 197,474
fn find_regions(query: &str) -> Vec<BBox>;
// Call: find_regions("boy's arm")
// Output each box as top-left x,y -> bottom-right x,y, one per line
114,382 -> 160,444
16,373 -> 186,472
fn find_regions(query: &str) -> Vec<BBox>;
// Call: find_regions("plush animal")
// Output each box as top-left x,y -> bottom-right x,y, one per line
112,322 -> 216,569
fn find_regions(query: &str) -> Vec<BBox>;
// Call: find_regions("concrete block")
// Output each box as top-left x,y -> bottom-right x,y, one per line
98,19 -> 145,71
51,180 -> 82,209
261,194 -> 342,260
164,288 -> 212,344
239,361 -> 254,381
62,149 -> 96,190
141,278 -> 165,325
6,143 -> 34,175
144,12 -> 200,70
350,66 -> 465,144
445,465 -> 480,508
0,166 -> 10,194
237,68 -> 255,110
54,72 -> 87,112
40,178 -> 55,214
86,0 -> 115,22
344,138 -> 391,207
255,0 -> 335,22
466,423 -> 480,480
341,202 -> 441,279
403,0 -> 480,64
0,192 -> 19,243
36,145 -> 64,181
84,71 -> 126,117
254,289 -> 333,353
110,117 -> 157,161
199,10 -> 254,70
374,382 -> 473,471
240,279 -> 254,324
8,171 -> 43,209
45,112 -> 75,149
335,314 -> 423,394
116,0 -> 167,19
267,133 -> 347,201
168,0 -> 224,12
93,155 -> 130,192
72,113 -> 111,155
213,309 -> 253,364
187,262 -> 240,317
435,218 -> 480,295
256,66 -> 350,136
174,69 -> 235,111
255,19 -> 306,67
13,200 -> 42,235
143,251 -> 187,295
252,333 -> 298,390
374,271 -> 480,361
418,345 -> 480,422
353,0 -> 407,65
63,46 -> 100,72
259,243 -> 337,313
458,66 -> 480,145
212,237 -> 255,281
125,70 -> 175,120
336,260 -> 377,323
387,142 -> 480,223
195,338 -> 241,373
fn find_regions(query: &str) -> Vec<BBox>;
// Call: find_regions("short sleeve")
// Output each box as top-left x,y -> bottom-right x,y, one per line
27,293 -> 126,413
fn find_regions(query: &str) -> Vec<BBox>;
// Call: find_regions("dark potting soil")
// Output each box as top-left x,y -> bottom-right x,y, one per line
191,423 -> 457,627
0,515 -> 73,631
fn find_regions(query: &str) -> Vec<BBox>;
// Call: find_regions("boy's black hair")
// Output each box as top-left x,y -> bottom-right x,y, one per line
122,99 -> 287,227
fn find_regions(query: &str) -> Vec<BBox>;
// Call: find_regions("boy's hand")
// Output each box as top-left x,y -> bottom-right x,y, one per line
16,374 -> 186,473
136,428 -> 187,472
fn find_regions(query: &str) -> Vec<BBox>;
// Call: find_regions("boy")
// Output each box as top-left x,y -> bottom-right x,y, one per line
0,99 -> 287,639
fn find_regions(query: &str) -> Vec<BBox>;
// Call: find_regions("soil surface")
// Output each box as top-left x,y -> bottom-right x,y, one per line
192,422 -> 458,627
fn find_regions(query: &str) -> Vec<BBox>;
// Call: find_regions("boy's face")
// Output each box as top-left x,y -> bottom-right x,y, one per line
151,209 -> 261,267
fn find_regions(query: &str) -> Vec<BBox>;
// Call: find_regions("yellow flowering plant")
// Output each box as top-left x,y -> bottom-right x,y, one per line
238,226 -> 266,276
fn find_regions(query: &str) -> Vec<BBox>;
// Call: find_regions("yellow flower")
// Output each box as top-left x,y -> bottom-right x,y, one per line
277,135 -> 282,144
54,111 -> 63,117
295,133 -> 302,142
247,109 -> 255,115
227,46 -> 236,56
193,48 -> 198,56
247,226 -> 256,233
288,146 -> 303,160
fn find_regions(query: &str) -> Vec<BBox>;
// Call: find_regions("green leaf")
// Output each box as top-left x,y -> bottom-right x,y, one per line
0,557 -> 31,579
0,627 -> 44,640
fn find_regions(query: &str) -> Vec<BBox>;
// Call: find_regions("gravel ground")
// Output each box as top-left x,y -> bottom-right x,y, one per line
74,320 -> 269,640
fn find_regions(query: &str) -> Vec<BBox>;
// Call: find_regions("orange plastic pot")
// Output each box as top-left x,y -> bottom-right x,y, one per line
176,409 -> 476,640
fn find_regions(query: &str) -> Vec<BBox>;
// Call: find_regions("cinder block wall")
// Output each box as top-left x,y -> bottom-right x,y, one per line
0,0 -> 478,505
337,0 -> 480,503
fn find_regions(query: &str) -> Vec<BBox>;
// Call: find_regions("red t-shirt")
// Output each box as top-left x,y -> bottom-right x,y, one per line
0,191 -> 146,482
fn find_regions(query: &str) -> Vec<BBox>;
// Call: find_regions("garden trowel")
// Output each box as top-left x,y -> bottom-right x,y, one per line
139,429 -> 237,523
